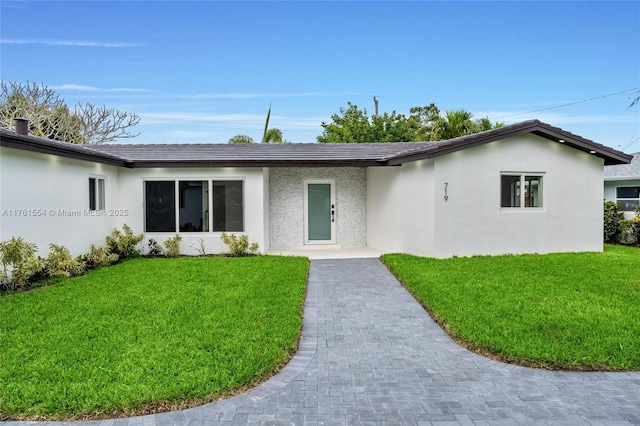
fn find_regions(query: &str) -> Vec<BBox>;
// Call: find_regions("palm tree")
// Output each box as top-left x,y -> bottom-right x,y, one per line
261,103 -> 286,143
263,128 -> 283,143
430,110 -> 475,141
429,110 -> 503,141
228,135 -> 254,144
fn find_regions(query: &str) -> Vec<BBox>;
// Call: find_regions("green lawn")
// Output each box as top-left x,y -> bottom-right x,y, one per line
0,256 -> 309,420
382,245 -> 640,371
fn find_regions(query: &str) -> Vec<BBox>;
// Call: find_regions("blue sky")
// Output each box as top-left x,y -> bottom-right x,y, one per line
1,1 -> 639,151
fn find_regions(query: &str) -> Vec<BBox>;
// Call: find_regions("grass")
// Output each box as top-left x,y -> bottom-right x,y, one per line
0,256 -> 309,421
382,245 -> 640,371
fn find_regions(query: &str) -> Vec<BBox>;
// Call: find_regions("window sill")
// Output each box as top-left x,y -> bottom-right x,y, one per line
500,207 -> 546,213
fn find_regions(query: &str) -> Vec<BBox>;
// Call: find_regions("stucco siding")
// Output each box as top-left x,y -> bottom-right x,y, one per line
269,167 -> 367,249
433,134 -> 604,257
117,167 -> 266,255
0,146 -> 121,256
367,160 -> 436,256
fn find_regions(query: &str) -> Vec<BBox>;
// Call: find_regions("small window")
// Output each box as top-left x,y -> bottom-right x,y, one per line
616,186 -> 640,211
89,177 -> 105,211
501,174 -> 543,208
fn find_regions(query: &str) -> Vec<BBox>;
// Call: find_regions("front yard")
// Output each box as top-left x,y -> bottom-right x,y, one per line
0,256 -> 309,421
3,244 -> 639,420
382,245 -> 640,371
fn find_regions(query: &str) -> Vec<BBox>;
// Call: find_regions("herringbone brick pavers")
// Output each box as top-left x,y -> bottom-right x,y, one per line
7,258 -> 640,425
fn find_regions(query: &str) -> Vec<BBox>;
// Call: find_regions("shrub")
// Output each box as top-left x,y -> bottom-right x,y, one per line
106,224 -> 143,260
81,244 -> 119,269
192,238 -> 207,256
14,256 -> 47,286
618,220 -> 638,245
147,239 -> 163,257
0,237 -> 43,290
220,232 -> 259,257
604,201 -> 624,243
633,216 -> 640,245
163,235 -> 182,258
46,244 -> 86,278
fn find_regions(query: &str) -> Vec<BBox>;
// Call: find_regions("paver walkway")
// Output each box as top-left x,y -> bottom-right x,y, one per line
11,259 -> 640,425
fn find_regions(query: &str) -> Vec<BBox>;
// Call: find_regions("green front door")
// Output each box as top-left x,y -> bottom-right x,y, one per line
305,180 -> 335,244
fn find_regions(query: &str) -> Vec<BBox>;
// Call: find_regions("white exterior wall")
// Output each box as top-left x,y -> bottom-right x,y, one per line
367,160 -> 436,256
116,167 -> 266,255
262,168 -> 270,250
604,178 -> 640,220
269,167 -> 367,249
0,146 -> 121,256
432,135 -> 604,257
1,134 -> 608,260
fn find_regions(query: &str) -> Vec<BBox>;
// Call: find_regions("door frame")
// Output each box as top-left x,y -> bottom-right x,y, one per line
303,179 -> 336,245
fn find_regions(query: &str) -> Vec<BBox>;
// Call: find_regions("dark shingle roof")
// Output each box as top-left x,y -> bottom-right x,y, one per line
92,141 -> 443,167
1,120 -> 632,168
604,152 -> 640,179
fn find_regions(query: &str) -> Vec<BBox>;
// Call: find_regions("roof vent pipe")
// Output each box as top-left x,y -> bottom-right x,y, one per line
14,117 -> 29,136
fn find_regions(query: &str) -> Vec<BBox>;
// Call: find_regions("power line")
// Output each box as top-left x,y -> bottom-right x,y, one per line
488,87 -> 640,120
620,136 -> 640,152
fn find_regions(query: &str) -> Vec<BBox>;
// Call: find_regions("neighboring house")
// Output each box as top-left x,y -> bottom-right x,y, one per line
0,120 -> 631,258
604,152 -> 640,219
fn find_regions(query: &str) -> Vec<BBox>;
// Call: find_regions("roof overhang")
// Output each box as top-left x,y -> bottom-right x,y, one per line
604,176 -> 640,182
382,121 -> 632,166
0,130 -> 129,167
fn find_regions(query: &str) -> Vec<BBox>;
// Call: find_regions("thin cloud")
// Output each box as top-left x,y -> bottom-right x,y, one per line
141,111 -> 324,130
52,84 -> 155,93
0,38 -> 143,47
167,91 -> 370,100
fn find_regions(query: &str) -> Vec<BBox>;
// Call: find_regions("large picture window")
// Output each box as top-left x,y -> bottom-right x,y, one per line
501,174 -> 543,208
144,180 -> 243,232
616,186 -> 640,211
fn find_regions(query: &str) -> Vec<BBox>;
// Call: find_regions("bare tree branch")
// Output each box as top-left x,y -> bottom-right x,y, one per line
1,81 -> 140,144
75,103 -> 140,144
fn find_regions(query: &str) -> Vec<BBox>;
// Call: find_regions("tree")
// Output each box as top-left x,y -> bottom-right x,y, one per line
430,110 -> 504,140
318,103 -> 373,143
261,103 -> 287,143
317,102 -> 502,143
0,81 -> 140,144
408,104 -> 441,141
263,128 -> 283,143
228,134 -> 254,144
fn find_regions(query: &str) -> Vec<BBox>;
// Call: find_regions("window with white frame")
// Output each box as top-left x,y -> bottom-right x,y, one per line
501,174 -> 543,208
616,186 -> 640,211
89,177 -> 106,211
144,180 -> 244,232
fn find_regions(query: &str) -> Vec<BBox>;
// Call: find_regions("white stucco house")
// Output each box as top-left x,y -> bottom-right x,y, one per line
0,119 -> 631,258
604,152 -> 640,219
